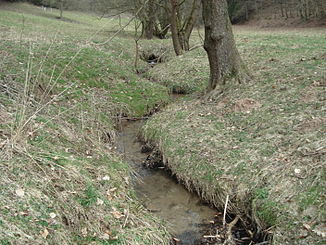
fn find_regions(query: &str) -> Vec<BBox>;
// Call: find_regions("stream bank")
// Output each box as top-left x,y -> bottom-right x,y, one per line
117,119 -> 267,245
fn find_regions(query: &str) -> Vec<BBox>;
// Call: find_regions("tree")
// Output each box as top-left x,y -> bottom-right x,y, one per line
170,0 -> 184,55
201,0 -> 250,93
58,0 -> 64,18
170,0 -> 201,55
176,0 -> 201,51
42,0 -> 66,19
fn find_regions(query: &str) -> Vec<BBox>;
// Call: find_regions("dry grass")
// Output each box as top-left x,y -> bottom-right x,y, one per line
0,3 -> 170,245
143,27 -> 326,244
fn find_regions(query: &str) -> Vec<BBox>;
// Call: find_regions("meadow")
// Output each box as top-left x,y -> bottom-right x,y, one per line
0,2 -> 325,245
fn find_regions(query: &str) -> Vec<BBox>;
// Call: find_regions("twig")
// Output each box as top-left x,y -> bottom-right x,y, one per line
96,0 -> 150,46
223,194 -> 229,228
189,43 -> 203,51
122,209 -> 129,228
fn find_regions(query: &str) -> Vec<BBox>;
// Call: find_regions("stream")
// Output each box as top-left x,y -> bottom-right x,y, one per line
117,119 -> 267,245
117,120 -> 217,244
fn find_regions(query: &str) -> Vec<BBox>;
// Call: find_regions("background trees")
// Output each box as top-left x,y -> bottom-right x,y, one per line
227,0 -> 326,23
16,0 -> 325,23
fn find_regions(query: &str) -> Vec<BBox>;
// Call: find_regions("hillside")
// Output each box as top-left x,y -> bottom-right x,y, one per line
143,19 -> 326,245
230,0 -> 326,27
0,2 -> 325,245
0,2 -> 170,244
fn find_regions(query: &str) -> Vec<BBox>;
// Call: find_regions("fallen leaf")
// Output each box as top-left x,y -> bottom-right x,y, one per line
19,211 -> 29,216
100,233 -> 110,240
96,198 -> 104,206
81,228 -> 88,236
106,193 -> 113,201
15,188 -> 25,197
312,224 -> 326,238
41,228 -> 49,239
124,177 -> 129,184
303,223 -> 312,231
102,176 -> 110,181
49,213 -> 56,219
106,189 -> 114,200
110,207 -> 124,219
294,168 -> 301,174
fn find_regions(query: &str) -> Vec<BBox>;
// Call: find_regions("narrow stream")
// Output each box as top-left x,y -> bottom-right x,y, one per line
117,120 -> 217,244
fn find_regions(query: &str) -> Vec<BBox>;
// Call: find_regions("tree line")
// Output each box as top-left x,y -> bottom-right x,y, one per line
3,0 -> 325,94
228,0 -> 326,22
6,0 -> 325,23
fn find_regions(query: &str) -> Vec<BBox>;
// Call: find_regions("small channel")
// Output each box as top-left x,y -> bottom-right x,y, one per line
116,120 -> 216,244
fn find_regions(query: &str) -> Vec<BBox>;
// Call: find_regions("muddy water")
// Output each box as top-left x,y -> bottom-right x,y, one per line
117,120 -> 216,244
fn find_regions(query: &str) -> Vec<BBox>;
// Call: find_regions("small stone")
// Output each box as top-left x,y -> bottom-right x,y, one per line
102,176 -> 110,181
294,168 -> 301,174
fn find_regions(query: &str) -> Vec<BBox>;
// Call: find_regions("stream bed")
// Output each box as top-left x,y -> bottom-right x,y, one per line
117,120 -> 266,245
117,120 -> 216,244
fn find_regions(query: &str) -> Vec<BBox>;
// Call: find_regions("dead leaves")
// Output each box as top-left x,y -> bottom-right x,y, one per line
110,207 -> 124,219
232,98 -> 261,113
106,187 -> 117,201
96,198 -> 104,206
302,223 -> 326,238
312,224 -> 326,238
40,228 -> 49,239
49,212 -> 56,219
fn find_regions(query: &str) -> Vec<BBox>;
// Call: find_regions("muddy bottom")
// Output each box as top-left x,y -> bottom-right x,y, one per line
117,120 -> 216,244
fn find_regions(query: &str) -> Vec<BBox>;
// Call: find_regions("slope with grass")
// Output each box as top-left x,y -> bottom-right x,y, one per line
143,28 -> 326,244
0,2 -> 170,244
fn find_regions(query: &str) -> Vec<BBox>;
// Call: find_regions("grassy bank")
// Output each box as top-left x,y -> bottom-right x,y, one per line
143,28 -> 326,244
0,3 -> 170,244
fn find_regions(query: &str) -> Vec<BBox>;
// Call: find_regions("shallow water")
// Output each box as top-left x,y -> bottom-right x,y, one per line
117,120 -> 216,244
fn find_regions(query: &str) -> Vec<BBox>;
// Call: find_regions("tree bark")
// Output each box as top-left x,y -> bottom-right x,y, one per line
201,0 -> 250,93
182,0 -> 200,51
59,0 -> 63,19
170,0 -> 183,56
142,0 -> 155,39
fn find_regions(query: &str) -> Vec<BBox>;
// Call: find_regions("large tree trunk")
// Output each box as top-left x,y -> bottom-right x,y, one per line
170,0 -> 183,56
201,0 -> 250,93
142,0 -> 155,39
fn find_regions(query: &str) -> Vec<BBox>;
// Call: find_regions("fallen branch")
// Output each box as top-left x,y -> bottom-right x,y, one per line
223,215 -> 240,245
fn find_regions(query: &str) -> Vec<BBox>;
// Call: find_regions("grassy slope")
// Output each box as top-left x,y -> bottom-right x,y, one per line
0,3 -> 170,245
143,27 -> 326,244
